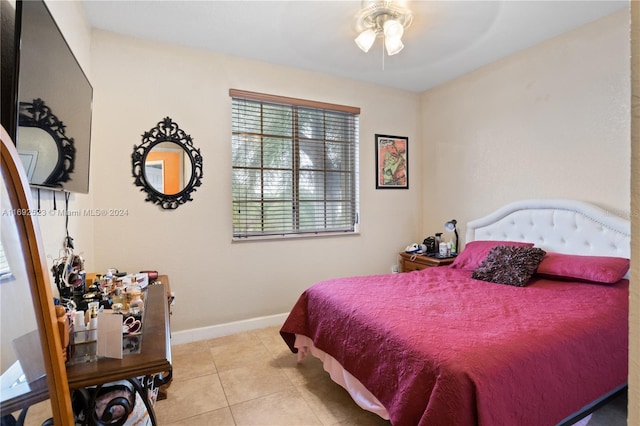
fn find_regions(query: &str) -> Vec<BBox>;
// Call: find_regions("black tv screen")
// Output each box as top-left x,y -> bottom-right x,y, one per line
16,0 -> 92,194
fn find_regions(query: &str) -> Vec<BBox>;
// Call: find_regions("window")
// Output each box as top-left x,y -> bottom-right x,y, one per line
0,242 -> 14,283
230,90 -> 360,239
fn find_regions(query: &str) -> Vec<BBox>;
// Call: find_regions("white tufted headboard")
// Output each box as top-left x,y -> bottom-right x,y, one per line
465,199 -> 630,259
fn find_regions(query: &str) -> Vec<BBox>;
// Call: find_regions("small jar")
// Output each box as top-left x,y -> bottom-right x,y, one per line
128,285 -> 144,316
112,303 -> 124,314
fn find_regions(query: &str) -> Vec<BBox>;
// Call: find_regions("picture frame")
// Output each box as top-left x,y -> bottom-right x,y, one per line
375,134 -> 408,189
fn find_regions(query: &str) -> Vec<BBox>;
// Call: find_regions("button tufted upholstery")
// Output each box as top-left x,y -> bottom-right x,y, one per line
465,199 -> 630,259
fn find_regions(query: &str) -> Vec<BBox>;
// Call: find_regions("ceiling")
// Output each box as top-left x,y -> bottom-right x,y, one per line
82,0 -> 628,93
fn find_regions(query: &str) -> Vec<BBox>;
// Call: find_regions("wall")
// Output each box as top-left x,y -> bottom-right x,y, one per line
630,1 -> 639,423
89,31 -> 421,336
422,7 -> 635,419
420,9 -> 630,240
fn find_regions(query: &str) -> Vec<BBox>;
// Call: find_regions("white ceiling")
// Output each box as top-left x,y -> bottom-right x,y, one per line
82,0 -> 628,93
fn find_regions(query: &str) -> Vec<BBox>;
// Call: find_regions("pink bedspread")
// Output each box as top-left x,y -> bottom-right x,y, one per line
280,267 -> 628,426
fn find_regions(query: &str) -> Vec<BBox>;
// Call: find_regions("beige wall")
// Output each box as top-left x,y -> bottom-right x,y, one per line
420,10 -> 630,241
422,7 -> 635,419
630,1 -> 639,424
89,31 -> 422,333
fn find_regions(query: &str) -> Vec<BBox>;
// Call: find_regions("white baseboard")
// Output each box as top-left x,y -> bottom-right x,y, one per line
170,312 -> 289,346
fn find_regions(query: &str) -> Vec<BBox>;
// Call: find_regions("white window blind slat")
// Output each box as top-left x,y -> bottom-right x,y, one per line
0,242 -> 14,282
231,93 -> 359,238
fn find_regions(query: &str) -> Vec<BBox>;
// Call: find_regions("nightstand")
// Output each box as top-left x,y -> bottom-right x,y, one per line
398,252 -> 455,272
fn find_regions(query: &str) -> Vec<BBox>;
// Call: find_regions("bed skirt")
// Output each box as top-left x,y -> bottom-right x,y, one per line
294,334 -> 390,421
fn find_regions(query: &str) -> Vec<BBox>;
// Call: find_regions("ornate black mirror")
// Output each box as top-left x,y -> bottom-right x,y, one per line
132,117 -> 203,210
17,99 -> 75,189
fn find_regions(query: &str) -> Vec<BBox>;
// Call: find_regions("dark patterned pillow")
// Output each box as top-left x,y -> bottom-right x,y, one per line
472,245 -> 547,287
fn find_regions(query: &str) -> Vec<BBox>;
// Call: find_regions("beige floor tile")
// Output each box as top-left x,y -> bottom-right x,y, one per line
171,339 -> 210,356
171,347 -> 217,382
253,325 -> 280,337
207,331 -> 261,348
218,360 -> 292,405
155,373 -> 228,424
331,409 -> 392,426
296,378 -> 372,425
276,350 -> 327,387
254,326 -> 290,356
164,406 -> 236,426
13,399 -> 53,426
230,388 -> 322,426
210,338 -> 274,372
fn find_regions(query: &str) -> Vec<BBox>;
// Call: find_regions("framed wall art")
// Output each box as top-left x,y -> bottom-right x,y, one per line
375,134 -> 408,189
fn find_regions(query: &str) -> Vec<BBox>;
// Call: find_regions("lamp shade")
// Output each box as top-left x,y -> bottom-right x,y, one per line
444,219 -> 458,253
355,29 -> 377,53
383,19 -> 404,55
384,36 -> 404,55
383,19 -> 404,39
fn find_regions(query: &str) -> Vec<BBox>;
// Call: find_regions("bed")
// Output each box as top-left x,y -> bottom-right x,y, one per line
280,199 -> 630,426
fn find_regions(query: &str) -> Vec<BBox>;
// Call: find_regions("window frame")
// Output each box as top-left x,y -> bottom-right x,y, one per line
230,89 -> 360,240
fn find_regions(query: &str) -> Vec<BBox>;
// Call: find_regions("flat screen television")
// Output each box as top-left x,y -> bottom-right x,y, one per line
14,0 -> 93,194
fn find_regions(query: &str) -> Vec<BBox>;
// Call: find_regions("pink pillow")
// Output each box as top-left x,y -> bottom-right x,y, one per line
450,240 -> 534,270
535,252 -> 630,284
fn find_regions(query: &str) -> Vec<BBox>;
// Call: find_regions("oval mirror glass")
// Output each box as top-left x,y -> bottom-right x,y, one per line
0,176 -> 48,404
144,142 -> 193,196
17,126 -> 59,185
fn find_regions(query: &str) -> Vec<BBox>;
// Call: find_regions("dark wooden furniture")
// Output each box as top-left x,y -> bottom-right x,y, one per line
68,283 -> 171,425
398,252 -> 455,272
1,283 -> 171,424
66,283 -> 171,388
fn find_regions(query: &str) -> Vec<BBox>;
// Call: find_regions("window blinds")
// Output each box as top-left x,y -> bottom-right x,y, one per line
230,90 -> 360,238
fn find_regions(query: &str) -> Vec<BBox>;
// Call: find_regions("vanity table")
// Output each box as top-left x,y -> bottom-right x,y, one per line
66,283 -> 171,386
2,283 -> 172,424
68,282 -> 171,424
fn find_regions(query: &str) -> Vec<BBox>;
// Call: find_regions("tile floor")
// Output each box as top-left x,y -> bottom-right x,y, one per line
154,326 -> 390,425
15,326 -> 388,425
11,325 -> 627,425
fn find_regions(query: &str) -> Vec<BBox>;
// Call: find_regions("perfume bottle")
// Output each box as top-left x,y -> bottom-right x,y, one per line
87,301 -> 99,341
112,288 -> 125,306
128,284 -> 144,319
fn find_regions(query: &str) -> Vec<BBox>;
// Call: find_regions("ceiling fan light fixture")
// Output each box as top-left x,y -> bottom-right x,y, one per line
385,36 -> 404,56
383,19 -> 404,39
354,0 -> 413,57
355,28 -> 378,53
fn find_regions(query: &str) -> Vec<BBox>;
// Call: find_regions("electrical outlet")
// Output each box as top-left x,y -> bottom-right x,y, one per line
391,265 -> 399,273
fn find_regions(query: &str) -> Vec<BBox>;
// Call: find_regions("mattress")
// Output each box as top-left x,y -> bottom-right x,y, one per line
280,266 -> 629,426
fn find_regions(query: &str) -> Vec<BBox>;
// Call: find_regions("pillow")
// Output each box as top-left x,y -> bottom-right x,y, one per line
450,240 -> 534,270
535,252 -> 630,284
471,245 -> 547,287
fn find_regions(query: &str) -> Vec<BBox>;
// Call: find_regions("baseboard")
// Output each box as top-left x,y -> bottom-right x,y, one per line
170,312 -> 289,346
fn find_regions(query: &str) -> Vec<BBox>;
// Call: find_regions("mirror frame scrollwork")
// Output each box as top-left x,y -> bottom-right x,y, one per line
131,117 -> 203,210
18,98 -> 76,187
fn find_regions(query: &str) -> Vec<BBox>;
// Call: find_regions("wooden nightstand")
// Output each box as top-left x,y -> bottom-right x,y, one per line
398,252 -> 455,272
